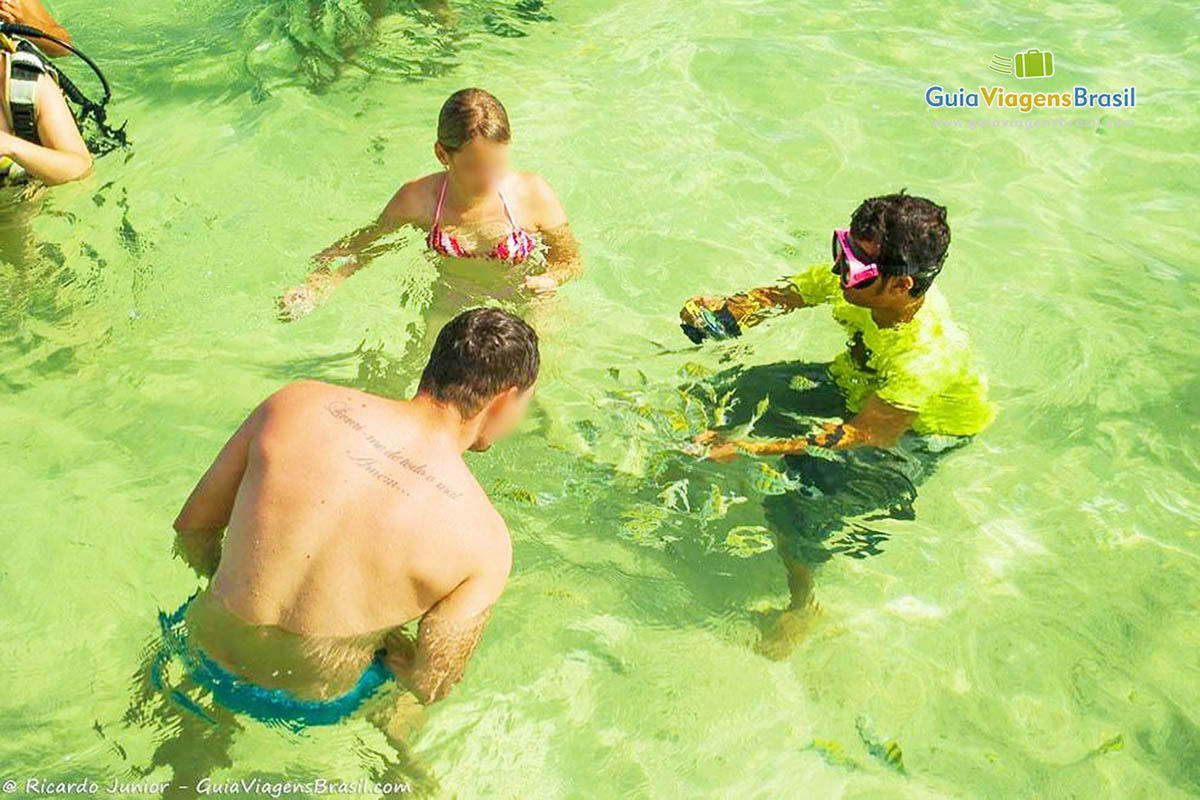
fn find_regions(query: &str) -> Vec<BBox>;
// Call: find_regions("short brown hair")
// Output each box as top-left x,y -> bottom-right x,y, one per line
437,88 -> 511,152
418,308 -> 539,416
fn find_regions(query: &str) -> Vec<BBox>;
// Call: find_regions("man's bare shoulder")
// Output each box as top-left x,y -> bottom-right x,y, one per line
468,502 -> 513,580
261,380 -> 370,412
478,502 -> 512,559
246,383 -> 387,446
431,459 -> 503,517
426,464 -> 511,562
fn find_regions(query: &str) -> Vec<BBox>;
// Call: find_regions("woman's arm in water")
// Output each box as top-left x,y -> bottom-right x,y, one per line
521,174 -> 582,294
0,0 -> 73,57
0,73 -> 90,185
278,182 -> 425,321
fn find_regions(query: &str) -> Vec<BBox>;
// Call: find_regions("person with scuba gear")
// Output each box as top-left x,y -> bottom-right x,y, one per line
0,0 -> 71,58
0,26 -> 90,187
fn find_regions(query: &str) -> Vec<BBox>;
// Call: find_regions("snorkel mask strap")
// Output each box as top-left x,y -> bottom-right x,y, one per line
901,243 -> 948,286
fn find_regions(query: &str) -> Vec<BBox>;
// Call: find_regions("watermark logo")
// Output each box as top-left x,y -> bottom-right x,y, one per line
989,48 -> 1055,79
924,47 -> 1135,114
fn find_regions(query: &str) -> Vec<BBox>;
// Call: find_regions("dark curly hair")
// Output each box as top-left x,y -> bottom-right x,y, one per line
850,190 -> 951,296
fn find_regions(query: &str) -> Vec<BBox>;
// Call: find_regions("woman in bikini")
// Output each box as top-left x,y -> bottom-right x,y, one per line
279,87 -> 580,321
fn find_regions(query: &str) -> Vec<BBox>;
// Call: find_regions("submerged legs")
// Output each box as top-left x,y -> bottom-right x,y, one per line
755,551 -> 823,660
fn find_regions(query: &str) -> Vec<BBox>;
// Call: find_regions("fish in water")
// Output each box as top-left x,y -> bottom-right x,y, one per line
657,479 -> 691,513
750,461 -> 802,495
855,715 -> 906,774
698,483 -> 746,527
619,503 -> 676,550
723,525 -> 775,557
808,738 -> 860,771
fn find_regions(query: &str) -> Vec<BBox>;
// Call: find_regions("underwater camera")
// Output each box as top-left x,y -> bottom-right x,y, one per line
680,298 -> 744,344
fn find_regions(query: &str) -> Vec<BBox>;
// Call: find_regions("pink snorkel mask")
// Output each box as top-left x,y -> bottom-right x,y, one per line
831,228 -> 879,289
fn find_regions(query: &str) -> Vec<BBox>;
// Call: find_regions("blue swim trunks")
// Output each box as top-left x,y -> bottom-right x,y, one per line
151,594 -> 393,730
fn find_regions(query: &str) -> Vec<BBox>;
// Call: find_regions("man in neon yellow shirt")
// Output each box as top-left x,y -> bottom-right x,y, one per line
679,191 -> 993,658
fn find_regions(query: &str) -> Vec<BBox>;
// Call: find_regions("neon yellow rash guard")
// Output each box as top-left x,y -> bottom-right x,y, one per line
787,265 -> 995,436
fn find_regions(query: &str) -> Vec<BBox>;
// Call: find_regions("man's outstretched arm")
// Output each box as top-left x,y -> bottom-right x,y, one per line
173,404 -> 264,576
701,393 -> 917,460
680,280 -> 810,333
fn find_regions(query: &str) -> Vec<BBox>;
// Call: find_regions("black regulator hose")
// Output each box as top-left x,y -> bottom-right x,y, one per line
0,22 -> 111,102
0,21 -> 128,151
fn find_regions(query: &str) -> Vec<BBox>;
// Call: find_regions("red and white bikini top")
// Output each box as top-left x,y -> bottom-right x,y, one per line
425,174 -> 537,264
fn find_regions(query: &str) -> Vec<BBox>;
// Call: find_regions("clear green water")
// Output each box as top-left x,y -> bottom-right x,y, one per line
2,0 -> 1199,797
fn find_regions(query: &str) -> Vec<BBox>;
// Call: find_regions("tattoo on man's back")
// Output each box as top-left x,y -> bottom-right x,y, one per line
326,401 -> 465,500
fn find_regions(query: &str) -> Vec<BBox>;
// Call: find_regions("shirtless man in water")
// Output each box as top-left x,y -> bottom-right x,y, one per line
142,308 -> 537,792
